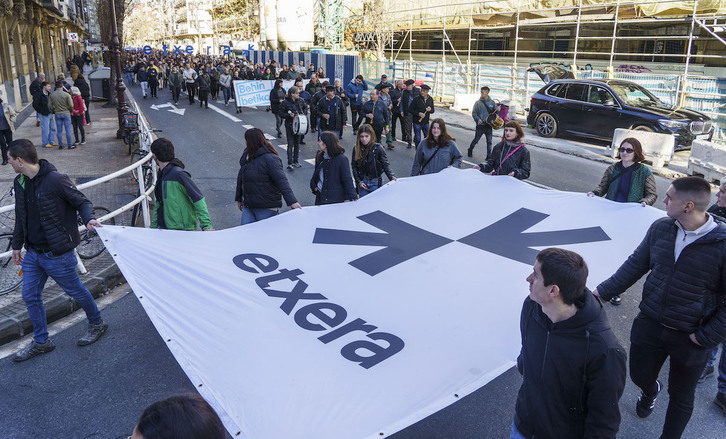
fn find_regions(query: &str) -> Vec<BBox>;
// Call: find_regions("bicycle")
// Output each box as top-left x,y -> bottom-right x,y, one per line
130,147 -> 156,228
122,110 -> 140,155
76,206 -> 116,259
0,232 -> 22,296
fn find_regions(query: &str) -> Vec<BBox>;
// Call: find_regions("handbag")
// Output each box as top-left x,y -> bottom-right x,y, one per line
417,145 -> 441,176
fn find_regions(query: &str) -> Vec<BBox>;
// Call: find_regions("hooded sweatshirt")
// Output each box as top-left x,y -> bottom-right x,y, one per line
514,291 -> 627,439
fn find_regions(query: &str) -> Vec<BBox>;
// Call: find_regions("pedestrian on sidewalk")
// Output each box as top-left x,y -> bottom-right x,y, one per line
70,87 -> 86,146
468,86 -> 498,158
352,124 -> 396,197
32,81 -> 57,148
593,176 -> 726,439
310,132 -> 357,205
410,118 -> 462,176
235,128 -> 301,225
130,394 -> 225,439
74,73 -> 91,125
697,176 -> 726,416
0,96 -> 17,165
49,81 -> 74,149
474,121 -> 530,180
511,248 -> 627,439
151,138 -> 213,231
138,65 -> 149,99
587,137 -> 657,305
8,139 -> 107,362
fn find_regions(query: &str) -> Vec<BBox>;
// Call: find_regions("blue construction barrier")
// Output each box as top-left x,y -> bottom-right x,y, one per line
250,50 -> 359,89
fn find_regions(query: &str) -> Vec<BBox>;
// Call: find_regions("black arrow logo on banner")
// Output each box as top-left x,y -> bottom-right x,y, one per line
312,210 -> 453,276
314,208 -> 611,276
457,208 -> 611,264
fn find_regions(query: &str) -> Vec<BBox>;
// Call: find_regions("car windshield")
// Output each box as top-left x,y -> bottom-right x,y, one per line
608,83 -> 662,107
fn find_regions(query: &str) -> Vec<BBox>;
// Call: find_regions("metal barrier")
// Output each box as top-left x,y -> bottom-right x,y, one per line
0,97 -> 158,272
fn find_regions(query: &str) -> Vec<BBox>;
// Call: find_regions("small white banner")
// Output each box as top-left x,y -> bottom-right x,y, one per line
68,32 -> 79,43
233,78 -> 328,107
99,169 -> 664,439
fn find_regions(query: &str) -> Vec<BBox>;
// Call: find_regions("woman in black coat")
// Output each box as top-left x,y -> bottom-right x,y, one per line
269,79 -> 286,137
475,120 -> 531,180
310,132 -> 358,205
236,128 -> 301,224
352,124 -> 396,197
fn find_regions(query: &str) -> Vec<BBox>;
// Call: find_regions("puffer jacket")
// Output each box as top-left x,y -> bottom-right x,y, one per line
515,291 -> 627,439
310,152 -> 358,205
12,160 -> 93,255
235,148 -> 298,209
269,88 -> 286,114
345,79 -> 367,107
352,143 -> 395,187
478,140 -> 531,180
597,216 -> 726,348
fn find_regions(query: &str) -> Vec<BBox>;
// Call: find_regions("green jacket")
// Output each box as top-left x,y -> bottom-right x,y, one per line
49,89 -> 74,115
152,160 -> 212,231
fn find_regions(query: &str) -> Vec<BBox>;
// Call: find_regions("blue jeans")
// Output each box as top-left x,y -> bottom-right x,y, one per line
241,207 -> 279,225
358,178 -> 379,197
510,422 -> 526,439
39,113 -> 57,146
124,72 -> 135,85
706,343 -> 726,394
54,114 -> 73,147
140,81 -> 149,97
222,86 -> 231,104
413,122 -> 429,147
21,249 -> 102,343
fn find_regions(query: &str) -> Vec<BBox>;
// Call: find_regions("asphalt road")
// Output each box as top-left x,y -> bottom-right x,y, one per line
0,84 -> 723,439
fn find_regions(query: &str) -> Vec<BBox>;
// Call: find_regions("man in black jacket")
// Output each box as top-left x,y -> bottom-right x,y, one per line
410,84 -> 434,148
280,86 -> 307,170
316,85 -> 346,139
361,89 -> 390,143
32,82 -> 56,148
400,79 -> 420,148
389,80 -> 404,142
595,176 -> 726,439
8,139 -> 107,362
514,248 -> 626,439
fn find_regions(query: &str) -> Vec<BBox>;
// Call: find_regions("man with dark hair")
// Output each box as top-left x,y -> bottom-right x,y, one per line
400,79 -> 420,149
345,74 -> 368,131
150,138 -> 213,231
32,81 -> 56,148
513,248 -> 627,439
468,86 -> 497,158
389,80 -> 404,143
595,176 -> 726,438
316,85 -> 346,139
49,81 -> 74,149
7,139 -> 107,362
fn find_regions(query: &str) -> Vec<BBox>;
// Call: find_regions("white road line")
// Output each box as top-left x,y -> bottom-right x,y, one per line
277,144 -> 287,149
304,158 -> 315,165
243,124 -> 255,129
264,133 -> 277,140
208,103 -> 243,122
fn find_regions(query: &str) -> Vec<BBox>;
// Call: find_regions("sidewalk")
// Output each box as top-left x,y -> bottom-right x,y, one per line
436,106 -> 691,180
0,100 -> 138,345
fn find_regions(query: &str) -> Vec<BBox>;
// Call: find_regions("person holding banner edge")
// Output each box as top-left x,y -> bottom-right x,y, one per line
352,124 -> 396,197
593,176 -> 726,439
310,132 -> 357,205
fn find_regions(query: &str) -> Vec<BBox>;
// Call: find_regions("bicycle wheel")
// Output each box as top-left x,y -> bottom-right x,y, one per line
77,207 -> 115,260
0,234 -> 22,295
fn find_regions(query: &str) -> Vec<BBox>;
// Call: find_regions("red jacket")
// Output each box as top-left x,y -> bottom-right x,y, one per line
72,95 -> 85,116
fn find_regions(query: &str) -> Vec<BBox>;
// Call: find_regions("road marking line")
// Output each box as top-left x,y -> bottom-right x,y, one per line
277,144 -> 287,149
304,158 -> 315,165
264,133 -> 277,140
208,104 -> 243,122
243,124 -> 255,129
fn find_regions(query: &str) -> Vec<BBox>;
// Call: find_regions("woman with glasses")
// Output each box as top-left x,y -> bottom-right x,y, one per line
588,137 -> 657,305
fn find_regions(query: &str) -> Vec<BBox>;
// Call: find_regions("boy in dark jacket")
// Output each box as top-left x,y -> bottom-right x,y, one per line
514,248 -> 626,439
8,139 -> 107,362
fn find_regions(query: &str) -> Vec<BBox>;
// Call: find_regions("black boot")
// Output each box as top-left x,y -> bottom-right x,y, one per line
467,147 -> 473,158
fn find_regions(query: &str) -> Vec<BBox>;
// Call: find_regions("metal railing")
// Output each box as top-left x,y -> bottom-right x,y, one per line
0,97 -> 158,273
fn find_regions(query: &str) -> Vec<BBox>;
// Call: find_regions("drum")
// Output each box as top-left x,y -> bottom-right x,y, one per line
293,114 -> 309,135
486,112 -> 504,130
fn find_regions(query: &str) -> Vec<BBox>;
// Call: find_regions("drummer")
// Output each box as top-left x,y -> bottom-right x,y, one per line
280,86 -> 308,170
294,78 -> 313,145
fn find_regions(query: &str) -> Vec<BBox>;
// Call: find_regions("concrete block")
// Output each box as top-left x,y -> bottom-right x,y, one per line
688,140 -> 726,184
453,93 -> 479,112
610,128 -> 675,168
0,317 -> 20,345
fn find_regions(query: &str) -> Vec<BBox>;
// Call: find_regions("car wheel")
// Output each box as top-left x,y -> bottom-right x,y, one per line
632,124 -> 655,132
535,113 -> 558,138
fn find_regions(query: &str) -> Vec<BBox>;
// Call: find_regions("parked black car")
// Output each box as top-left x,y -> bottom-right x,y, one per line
527,79 -> 713,148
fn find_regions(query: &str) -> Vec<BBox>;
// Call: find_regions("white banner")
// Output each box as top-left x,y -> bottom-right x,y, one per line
233,78 -> 328,107
98,169 -> 665,439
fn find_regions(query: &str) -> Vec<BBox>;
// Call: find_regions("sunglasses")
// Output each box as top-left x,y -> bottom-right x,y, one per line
618,147 -> 634,153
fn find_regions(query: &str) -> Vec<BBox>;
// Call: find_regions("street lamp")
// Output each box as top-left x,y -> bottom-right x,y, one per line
110,0 -> 128,138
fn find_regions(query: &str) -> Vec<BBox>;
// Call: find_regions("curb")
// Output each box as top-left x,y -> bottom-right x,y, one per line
0,262 -> 126,346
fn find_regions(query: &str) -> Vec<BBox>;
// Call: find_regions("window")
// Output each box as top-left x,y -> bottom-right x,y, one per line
565,83 -> 586,101
587,85 -> 616,106
546,83 -> 564,96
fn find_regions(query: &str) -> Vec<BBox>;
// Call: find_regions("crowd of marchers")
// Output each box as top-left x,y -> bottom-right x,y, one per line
3,47 -> 725,439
